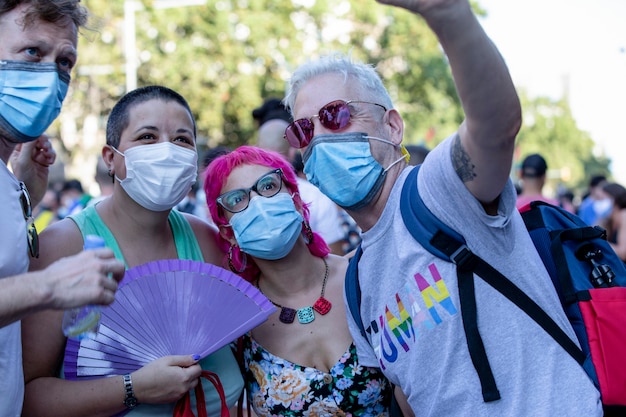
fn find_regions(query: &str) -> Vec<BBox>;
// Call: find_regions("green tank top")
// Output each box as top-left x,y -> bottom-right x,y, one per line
66,205 -> 243,415
69,205 -> 203,267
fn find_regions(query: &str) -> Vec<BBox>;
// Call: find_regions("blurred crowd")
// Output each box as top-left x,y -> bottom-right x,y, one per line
515,152 -> 626,262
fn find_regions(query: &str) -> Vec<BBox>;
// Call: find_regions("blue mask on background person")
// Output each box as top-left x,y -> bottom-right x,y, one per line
0,60 -> 70,143
229,193 -> 303,260
302,132 -> 402,210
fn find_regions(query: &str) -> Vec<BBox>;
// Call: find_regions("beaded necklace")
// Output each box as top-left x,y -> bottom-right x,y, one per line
256,257 -> 331,324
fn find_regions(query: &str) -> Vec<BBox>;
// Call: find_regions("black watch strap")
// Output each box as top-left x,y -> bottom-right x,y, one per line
122,374 -> 138,409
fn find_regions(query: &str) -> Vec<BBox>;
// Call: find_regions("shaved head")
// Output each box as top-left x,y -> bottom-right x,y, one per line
257,119 -> 290,156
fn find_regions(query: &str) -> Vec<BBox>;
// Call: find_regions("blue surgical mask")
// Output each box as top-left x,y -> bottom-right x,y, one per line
0,61 -> 70,143
302,132 -> 403,210
229,193 -> 303,260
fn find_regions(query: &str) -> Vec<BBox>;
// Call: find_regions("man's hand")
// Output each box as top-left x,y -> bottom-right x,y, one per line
41,248 -> 125,310
10,134 -> 56,206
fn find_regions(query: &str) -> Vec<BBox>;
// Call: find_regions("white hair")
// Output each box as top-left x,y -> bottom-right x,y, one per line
284,52 -> 394,115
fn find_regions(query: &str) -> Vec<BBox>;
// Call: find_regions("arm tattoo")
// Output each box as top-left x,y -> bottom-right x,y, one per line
451,135 -> 476,183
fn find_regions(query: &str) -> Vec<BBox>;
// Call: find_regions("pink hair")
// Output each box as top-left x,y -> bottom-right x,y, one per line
204,145 -> 330,282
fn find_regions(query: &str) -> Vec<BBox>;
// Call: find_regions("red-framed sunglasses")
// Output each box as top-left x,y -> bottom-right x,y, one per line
284,99 -> 387,149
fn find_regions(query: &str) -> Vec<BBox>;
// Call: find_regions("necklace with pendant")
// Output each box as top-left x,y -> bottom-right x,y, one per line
256,257 -> 331,324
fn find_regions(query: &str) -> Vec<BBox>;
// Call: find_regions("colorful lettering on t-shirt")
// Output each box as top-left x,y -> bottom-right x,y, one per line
367,262 -> 459,369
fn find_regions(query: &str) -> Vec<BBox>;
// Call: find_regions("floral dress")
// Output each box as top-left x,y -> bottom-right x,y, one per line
243,335 -> 391,416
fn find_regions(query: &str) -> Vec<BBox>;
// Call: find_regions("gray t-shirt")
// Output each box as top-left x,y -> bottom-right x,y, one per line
347,134 -> 602,416
0,161 -> 28,417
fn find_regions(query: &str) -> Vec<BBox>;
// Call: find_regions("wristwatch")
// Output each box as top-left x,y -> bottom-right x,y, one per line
122,374 -> 138,409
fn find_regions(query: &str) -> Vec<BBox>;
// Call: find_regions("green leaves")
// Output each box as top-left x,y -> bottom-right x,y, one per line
58,0 -> 605,196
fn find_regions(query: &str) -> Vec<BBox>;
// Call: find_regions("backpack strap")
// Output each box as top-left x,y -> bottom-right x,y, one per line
346,245 -> 366,338
400,166 -> 585,403
400,166 -> 500,401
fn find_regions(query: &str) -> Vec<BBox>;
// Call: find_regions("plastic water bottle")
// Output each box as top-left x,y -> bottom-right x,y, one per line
62,235 -> 106,340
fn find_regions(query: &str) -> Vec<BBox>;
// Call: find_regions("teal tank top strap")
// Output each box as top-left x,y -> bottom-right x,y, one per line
168,209 -> 204,262
67,205 -> 127,267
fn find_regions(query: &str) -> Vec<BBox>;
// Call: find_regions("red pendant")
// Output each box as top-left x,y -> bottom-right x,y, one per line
313,297 -> 332,315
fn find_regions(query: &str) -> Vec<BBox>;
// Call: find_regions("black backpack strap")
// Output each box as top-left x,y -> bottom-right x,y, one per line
400,167 -> 500,401
346,245 -> 366,338
401,166 -> 585,403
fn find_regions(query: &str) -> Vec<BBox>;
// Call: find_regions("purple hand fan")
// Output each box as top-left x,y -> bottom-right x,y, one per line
64,259 -> 275,380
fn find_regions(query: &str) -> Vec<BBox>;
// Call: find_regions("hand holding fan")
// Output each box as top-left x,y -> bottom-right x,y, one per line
64,259 -> 275,379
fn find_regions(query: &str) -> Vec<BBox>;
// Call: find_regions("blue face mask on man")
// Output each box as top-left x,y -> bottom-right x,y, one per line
0,60 -> 70,143
229,192 -> 304,260
302,132 -> 404,210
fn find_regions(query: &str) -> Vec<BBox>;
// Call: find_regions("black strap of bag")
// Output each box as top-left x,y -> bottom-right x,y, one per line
401,166 -> 585,402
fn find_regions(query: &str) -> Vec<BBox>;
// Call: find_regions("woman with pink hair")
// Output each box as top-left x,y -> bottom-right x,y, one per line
204,145 -> 392,416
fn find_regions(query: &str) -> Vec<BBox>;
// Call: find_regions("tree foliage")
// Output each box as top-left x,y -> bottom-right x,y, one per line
51,0 -> 609,195
514,91 -> 611,193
